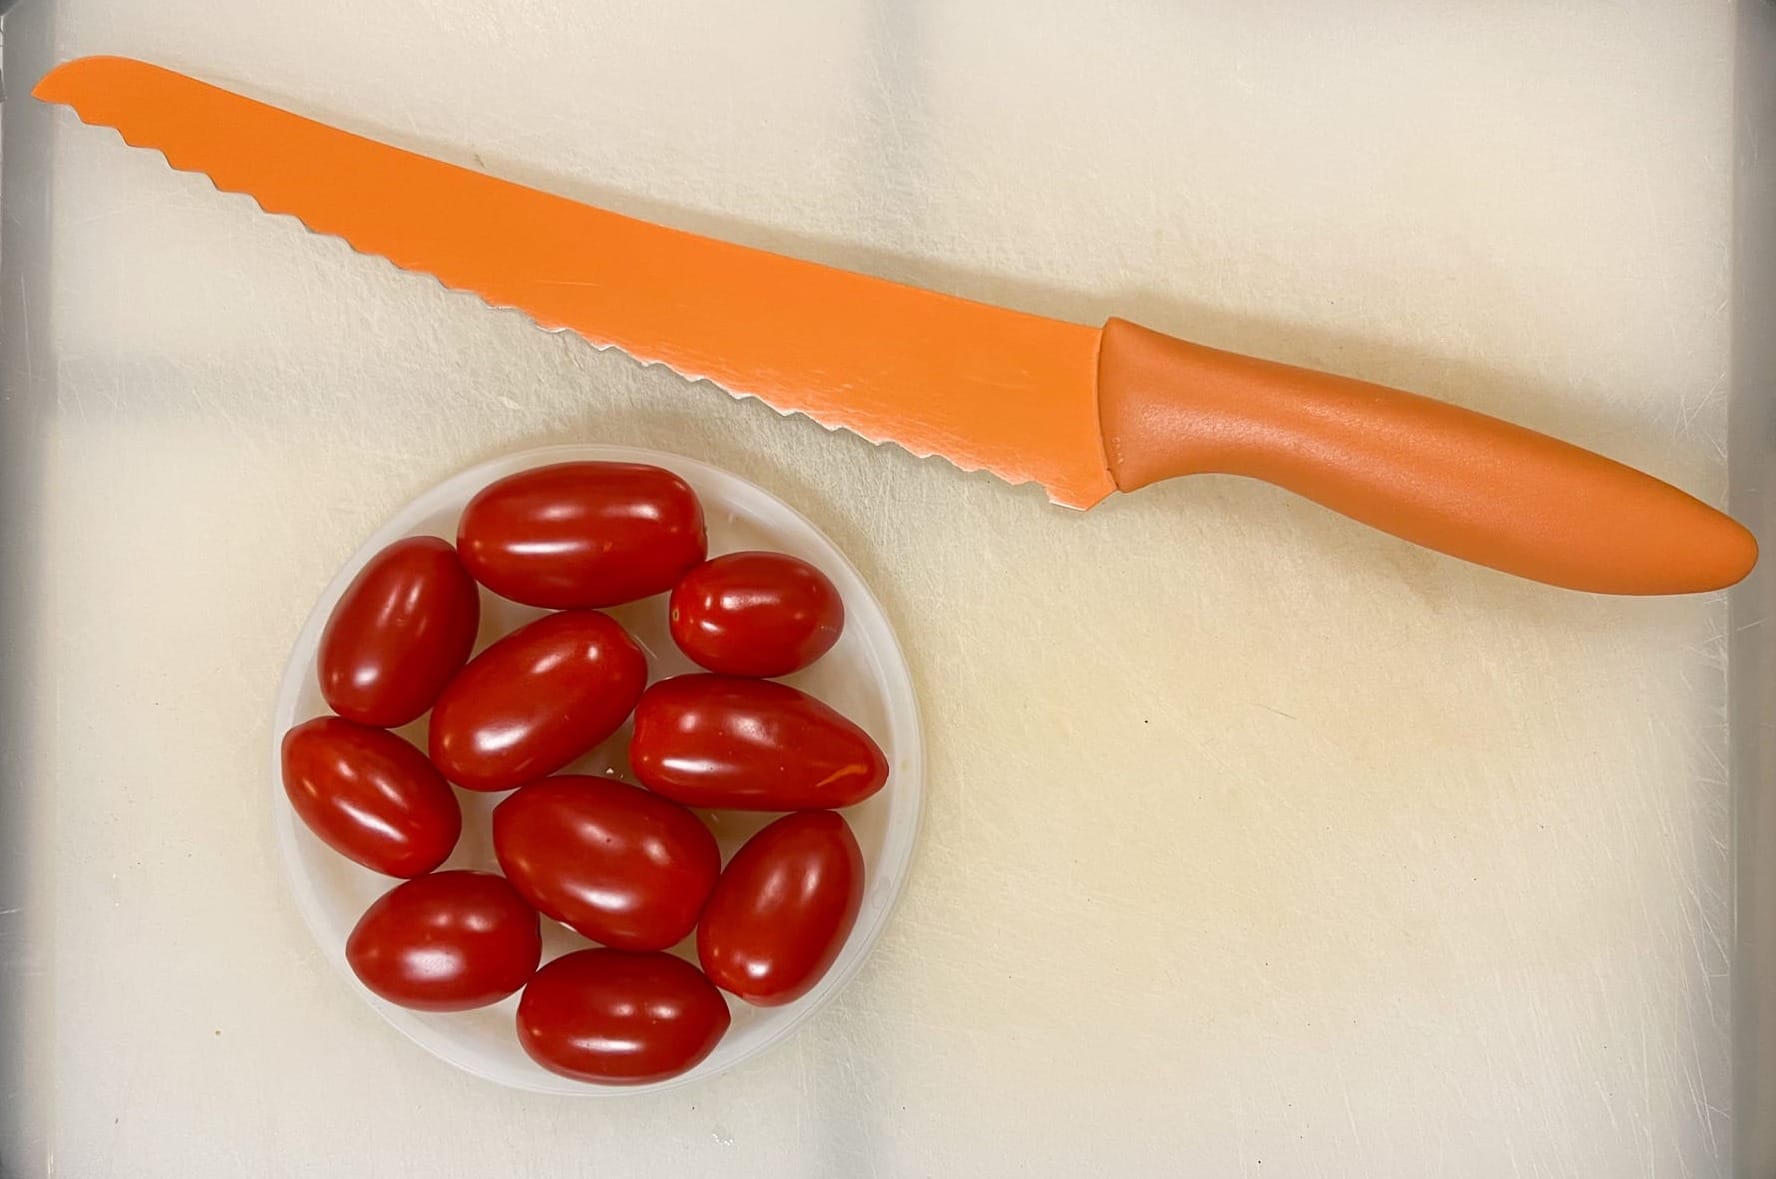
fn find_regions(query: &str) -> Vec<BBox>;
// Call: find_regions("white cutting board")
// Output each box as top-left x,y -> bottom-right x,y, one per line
17,1 -> 1739,1175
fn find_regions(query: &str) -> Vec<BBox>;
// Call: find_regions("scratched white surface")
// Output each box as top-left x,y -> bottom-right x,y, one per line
15,1 -> 1740,1175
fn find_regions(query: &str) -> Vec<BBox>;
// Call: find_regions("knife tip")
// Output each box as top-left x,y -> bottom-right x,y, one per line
32,55 -> 144,106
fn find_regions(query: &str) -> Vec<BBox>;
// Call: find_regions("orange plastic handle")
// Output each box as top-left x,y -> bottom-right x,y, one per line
1096,318 -> 1756,593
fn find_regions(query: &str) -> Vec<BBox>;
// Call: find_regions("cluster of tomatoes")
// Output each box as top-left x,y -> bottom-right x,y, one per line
280,461 -> 889,1084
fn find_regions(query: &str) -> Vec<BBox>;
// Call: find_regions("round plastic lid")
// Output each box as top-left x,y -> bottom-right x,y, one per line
270,444 -> 924,1094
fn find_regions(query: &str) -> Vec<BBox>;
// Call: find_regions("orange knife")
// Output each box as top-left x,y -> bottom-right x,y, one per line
36,56 -> 1757,594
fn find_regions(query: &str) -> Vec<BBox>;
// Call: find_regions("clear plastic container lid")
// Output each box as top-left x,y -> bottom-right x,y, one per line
270,444 -> 924,1095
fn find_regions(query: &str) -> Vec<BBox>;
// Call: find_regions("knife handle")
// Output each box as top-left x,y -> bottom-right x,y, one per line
1095,317 -> 1755,594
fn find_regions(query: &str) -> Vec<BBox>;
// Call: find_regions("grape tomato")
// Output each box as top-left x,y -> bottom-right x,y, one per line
516,949 -> 731,1084
346,871 -> 542,1012
697,811 -> 865,1006
281,716 -> 461,878
493,776 -> 720,951
317,535 -> 480,728
630,675 -> 889,810
429,610 -> 647,792
669,550 -> 844,677
457,462 -> 706,608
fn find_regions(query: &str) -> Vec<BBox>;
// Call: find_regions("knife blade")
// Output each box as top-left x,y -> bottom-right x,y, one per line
35,55 -> 1757,594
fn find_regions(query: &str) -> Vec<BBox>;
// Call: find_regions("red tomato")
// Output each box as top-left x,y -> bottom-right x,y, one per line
493,777 -> 720,951
429,611 -> 647,792
318,535 -> 480,727
456,462 -> 706,608
281,716 -> 462,877
345,871 -> 541,1011
629,675 -> 888,810
697,811 -> 865,1006
668,551 -> 844,677
517,949 -> 730,1084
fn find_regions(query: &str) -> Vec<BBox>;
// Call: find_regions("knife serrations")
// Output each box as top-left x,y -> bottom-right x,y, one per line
36,56 -> 1115,508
